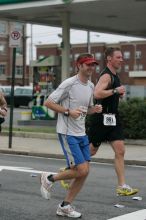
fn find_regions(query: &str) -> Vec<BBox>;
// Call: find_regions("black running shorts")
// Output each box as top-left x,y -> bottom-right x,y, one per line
86,114 -> 124,148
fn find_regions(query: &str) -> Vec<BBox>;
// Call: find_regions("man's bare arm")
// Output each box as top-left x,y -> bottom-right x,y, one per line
94,74 -> 126,99
94,74 -> 113,99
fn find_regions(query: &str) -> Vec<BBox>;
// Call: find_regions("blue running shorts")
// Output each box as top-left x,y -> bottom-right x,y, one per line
58,134 -> 90,167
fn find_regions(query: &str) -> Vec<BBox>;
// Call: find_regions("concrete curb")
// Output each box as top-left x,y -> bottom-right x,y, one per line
1,131 -> 146,145
0,149 -> 65,159
0,148 -> 146,166
1,131 -> 57,139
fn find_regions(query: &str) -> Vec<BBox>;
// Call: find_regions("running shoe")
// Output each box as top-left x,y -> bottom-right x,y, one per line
56,204 -> 82,218
40,172 -> 53,200
116,184 -> 139,196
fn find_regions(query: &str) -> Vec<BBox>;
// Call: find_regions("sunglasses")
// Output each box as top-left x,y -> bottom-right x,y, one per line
85,63 -> 96,67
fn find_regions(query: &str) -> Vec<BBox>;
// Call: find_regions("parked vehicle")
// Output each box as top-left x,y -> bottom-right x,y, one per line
0,86 -> 33,108
0,86 -> 11,96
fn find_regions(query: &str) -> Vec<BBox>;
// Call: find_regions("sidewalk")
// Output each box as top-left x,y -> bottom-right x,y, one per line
0,131 -> 146,166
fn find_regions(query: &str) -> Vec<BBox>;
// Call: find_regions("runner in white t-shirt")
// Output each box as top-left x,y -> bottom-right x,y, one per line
40,53 -> 102,218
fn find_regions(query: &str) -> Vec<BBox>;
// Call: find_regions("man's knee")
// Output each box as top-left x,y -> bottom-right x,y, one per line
111,140 -> 125,157
79,169 -> 89,177
117,148 -> 125,157
77,164 -> 89,177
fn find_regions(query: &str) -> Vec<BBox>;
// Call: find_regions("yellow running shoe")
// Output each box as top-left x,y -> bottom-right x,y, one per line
116,184 -> 139,196
59,167 -> 71,190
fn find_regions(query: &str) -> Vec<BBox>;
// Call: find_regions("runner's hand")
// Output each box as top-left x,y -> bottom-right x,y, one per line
69,109 -> 82,119
93,104 -> 102,113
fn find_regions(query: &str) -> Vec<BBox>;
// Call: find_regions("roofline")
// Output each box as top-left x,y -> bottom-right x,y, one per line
0,0 -> 64,10
0,0 -> 93,11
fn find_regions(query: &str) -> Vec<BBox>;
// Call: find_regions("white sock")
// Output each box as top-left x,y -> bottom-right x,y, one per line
118,184 -> 127,188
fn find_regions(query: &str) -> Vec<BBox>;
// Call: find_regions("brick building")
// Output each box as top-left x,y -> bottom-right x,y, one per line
36,41 -> 146,87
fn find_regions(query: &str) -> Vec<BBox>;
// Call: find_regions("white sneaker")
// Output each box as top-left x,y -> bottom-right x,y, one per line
40,172 -> 53,200
56,204 -> 82,218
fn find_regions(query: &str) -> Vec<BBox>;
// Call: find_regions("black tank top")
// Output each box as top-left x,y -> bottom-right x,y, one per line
96,66 -> 121,114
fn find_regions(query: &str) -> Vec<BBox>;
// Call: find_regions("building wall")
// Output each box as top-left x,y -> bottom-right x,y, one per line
36,44 -> 61,59
36,41 -> 146,87
120,42 -> 146,85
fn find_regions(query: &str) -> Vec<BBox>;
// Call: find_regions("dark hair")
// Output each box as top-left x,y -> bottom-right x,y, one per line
104,47 -> 121,60
76,53 -> 93,63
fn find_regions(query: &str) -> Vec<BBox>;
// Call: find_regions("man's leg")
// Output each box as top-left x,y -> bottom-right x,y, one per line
52,162 -> 89,218
60,144 -> 94,191
40,159 -> 89,195
57,162 -> 89,203
110,140 -> 125,186
110,140 -> 138,196
90,143 -> 99,156
90,136 -> 125,185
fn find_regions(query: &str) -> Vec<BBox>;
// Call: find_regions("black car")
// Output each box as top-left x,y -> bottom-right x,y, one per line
5,86 -> 33,108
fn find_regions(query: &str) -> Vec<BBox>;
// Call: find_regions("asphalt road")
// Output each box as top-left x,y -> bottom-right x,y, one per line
0,154 -> 146,220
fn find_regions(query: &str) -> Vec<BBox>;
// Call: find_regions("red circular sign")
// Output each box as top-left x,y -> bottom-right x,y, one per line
11,31 -> 21,40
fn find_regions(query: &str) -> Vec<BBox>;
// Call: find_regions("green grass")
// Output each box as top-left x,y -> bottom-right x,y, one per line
2,126 -> 56,133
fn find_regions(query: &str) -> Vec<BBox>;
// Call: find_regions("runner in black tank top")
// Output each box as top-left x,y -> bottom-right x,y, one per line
87,66 -> 123,146
87,47 -> 139,196
100,66 -> 120,114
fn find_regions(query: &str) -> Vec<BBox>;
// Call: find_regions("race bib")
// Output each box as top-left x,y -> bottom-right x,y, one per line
103,114 -> 116,126
76,106 -> 87,121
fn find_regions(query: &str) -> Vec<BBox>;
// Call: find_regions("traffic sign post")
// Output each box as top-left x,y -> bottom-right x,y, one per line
8,30 -> 22,148
9,47 -> 16,149
9,30 -> 22,48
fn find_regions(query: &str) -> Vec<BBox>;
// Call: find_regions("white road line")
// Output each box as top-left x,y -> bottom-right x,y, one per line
108,209 -> 146,220
0,165 -> 56,175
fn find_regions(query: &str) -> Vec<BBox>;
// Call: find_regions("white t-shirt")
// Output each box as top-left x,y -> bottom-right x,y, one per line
48,75 -> 94,136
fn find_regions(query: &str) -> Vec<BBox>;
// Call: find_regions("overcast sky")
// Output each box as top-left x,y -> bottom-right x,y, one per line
26,24 -> 145,64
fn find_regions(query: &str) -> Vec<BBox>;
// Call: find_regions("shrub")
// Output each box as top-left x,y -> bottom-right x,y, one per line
119,98 -> 146,139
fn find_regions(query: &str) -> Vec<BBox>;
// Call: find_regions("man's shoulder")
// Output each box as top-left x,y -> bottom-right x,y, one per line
63,75 -> 77,84
59,75 -> 77,88
100,67 -> 110,76
99,67 -> 114,80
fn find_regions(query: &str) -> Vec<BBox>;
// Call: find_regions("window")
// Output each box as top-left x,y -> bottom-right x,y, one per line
16,66 -> 23,75
16,47 -> 23,56
0,64 -> 6,75
95,52 -> 102,60
138,64 -> 143,70
136,51 -> 141,59
13,22 -> 23,32
0,22 -> 6,34
10,22 -> 24,36
0,43 -> 6,54
124,51 -> 130,59
124,65 -> 129,72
